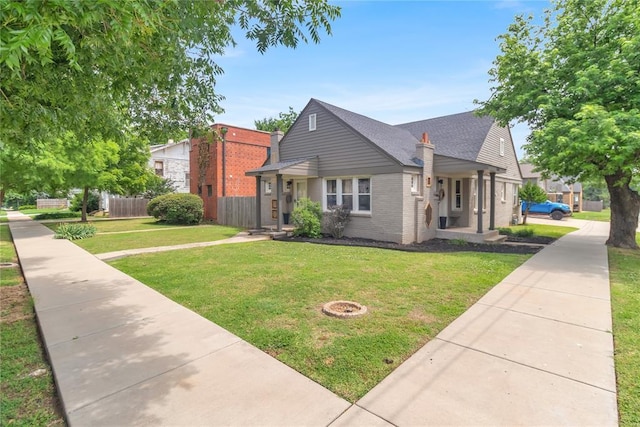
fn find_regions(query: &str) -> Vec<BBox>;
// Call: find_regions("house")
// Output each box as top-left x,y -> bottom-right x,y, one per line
520,162 -> 583,212
150,139 -> 191,193
190,124 -> 271,221
246,99 -> 523,244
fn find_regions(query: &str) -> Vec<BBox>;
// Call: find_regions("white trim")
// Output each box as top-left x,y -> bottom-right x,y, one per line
309,114 -> 317,131
499,138 -> 505,156
452,179 -> 463,211
322,177 -> 371,213
264,180 -> 272,195
410,174 -> 419,194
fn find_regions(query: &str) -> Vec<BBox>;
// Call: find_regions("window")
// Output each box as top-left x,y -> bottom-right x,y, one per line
324,177 -> 371,212
499,138 -> 505,156
472,179 -> 487,212
453,179 -> 462,211
410,175 -> 419,193
265,180 -> 272,195
207,185 -> 213,197
309,113 -> 317,131
501,182 -> 506,202
513,184 -> 519,206
185,172 -> 190,184
154,161 -> 164,176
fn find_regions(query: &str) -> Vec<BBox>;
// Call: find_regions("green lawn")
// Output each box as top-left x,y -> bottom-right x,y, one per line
501,223 -> 578,239
0,224 -> 64,425
46,219 -> 242,254
573,209 -> 611,221
610,233 -> 640,427
111,241 -> 532,401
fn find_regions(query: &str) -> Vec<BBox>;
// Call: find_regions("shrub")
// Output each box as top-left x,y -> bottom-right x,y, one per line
513,228 -> 534,237
70,191 -> 100,213
54,223 -> 97,240
497,227 -> 513,236
450,238 -> 468,246
291,198 -> 322,238
147,193 -> 203,224
324,204 -> 351,238
18,205 -> 36,210
35,212 -> 81,220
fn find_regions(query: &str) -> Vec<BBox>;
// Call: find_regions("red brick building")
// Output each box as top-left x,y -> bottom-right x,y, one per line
190,124 -> 270,221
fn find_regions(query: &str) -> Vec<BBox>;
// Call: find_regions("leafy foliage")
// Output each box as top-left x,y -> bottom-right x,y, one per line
17,205 -> 36,211
323,204 -> 351,238
291,198 -> 322,238
70,191 -> 99,213
147,193 -> 204,225
34,212 -> 81,220
519,182 -> 548,225
141,176 -> 177,200
477,0 -> 640,248
54,223 -> 97,240
254,107 -> 299,133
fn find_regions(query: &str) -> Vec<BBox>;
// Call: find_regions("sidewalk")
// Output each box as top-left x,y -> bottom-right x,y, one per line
8,212 -> 618,426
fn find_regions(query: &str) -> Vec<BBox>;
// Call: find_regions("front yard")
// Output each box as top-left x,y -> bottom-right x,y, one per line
111,241 -> 530,401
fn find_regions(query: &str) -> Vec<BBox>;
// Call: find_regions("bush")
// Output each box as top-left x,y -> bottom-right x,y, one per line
497,227 -> 514,236
291,198 -> 322,238
147,193 -> 203,224
323,204 -> 351,238
70,191 -> 100,213
35,212 -> 81,220
17,205 -> 36,210
54,223 -> 97,240
513,228 -> 534,237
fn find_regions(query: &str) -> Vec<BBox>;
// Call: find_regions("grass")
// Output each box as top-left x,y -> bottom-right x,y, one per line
573,208 -> 611,221
46,219 -> 242,254
111,241 -> 531,401
502,223 -> 578,239
609,233 -> 640,427
0,225 -> 64,426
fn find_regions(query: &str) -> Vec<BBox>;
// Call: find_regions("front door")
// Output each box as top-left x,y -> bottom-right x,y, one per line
295,180 -> 307,205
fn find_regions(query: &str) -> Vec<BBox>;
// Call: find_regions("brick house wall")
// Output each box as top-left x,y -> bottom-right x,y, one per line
190,124 -> 270,221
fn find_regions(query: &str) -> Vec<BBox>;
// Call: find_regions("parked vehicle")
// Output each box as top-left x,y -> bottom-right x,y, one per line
522,200 -> 572,220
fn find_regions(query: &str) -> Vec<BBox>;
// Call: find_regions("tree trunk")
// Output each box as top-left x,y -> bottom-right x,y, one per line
522,207 -> 530,225
0,188 -> 4,208
81,186 -> 89,223
605,173 -> 639,249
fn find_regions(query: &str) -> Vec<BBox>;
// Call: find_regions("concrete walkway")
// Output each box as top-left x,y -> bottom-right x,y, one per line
8,212 -> 618,426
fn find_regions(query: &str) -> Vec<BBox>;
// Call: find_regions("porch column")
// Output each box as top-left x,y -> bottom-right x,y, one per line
489,172 -> 496,230
477,170 -> 484,234
255,176 -> 262,229
276,174 -> 283,231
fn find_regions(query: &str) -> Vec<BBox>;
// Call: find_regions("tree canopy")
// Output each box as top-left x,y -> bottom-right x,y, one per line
477,0 -> 640,248
255,107 -> 300,133
519,182 -> 548,225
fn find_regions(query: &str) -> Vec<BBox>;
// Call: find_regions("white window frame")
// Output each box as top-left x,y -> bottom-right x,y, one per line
472,178 -> 487,213
309,114 -> 317,131
264,180 -> 272,195
322,177 -> 371,213
513,183 -> 520,206
154,160 -> 164,176
500,182 -> 506,203
453,179 -> 463,211
410,174 -> 419,194
499,138 -> 505,156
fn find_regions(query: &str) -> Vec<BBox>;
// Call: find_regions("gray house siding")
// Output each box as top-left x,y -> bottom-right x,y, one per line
477,123 -> 522,182
281,103 -> 403,177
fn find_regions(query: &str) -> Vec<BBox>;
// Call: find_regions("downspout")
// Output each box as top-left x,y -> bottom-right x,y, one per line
221,127 -> 228,197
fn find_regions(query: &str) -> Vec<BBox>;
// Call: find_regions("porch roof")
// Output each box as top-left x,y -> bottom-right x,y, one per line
245,156 -> 319,177
434,155 -> 507,175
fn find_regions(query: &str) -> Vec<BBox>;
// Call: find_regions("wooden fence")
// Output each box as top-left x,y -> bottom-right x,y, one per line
36,198 -> 68,209
582,200 -> 604,212
217,197 -> 256,228
109,197 -> 150,218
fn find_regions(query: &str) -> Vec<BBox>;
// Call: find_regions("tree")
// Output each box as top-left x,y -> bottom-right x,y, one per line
1,1 -> 341,146
476,0 -> 640,249
519,182 -> 548,225
254,107 -> 299,133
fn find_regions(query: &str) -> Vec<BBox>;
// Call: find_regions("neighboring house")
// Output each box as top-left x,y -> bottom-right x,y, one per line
150,139 -> 191,193
190,124 -> 271,221
246,99 -> 523,244
520,162 -> 583,212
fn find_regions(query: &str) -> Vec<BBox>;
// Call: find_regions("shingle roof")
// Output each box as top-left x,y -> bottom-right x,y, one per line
247,157 -> 316,174
313,99 -> 422,167
519,163 -> 542,179
395,112 -> 495,162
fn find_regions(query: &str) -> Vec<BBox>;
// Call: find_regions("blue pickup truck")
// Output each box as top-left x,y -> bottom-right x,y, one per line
522,200 -> 572,220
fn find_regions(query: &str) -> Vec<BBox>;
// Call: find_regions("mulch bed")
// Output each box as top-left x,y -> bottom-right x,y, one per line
274,235 -> 550,255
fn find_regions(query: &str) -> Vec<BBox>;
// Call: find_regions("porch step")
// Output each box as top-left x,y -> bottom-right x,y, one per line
484,234 -> 508,243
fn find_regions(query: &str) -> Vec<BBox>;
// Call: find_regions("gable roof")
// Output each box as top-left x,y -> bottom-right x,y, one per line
395,112 -> 495,163
150,139 -> 189,154
312,99 -> 422,167
519,163 -> 542,179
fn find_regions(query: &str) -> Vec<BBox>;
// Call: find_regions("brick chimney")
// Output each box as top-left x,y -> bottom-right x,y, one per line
270,130 -> 284,164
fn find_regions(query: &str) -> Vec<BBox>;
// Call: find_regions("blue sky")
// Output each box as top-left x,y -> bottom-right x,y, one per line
213,0 -> 551,159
